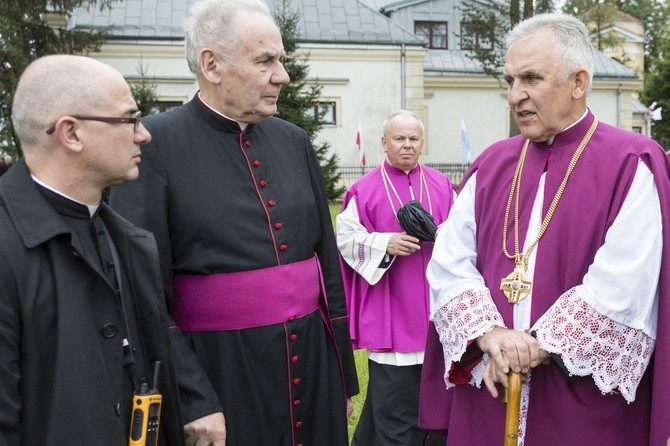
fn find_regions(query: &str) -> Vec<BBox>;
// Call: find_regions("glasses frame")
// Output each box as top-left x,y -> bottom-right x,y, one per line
46,111 -> 142,135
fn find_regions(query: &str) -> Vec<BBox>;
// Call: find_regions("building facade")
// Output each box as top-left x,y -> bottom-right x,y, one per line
69,0 -> 645,165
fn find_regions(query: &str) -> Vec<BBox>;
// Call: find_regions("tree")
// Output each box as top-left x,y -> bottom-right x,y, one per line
0,0 -> 113,157
459,0 -> 554,81
129,59 -> 159,117
640,30 -> 670,150
273,0 -> 346,201
563,0 -> 670,70
581,3 -> 629,66
459,0 -> 555,136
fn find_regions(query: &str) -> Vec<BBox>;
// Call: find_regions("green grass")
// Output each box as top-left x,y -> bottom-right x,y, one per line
329,202 -> 369,440
348,350 -> 369,440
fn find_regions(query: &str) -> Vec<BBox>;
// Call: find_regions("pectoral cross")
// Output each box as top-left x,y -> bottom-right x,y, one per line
500,259 -> 532,304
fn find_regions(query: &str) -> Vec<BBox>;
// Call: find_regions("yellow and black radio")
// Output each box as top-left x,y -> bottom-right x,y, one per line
129,362 -> 162,446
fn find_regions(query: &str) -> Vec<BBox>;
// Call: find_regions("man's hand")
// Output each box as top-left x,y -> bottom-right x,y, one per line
184,411 -> 226,446
386,233 -> 420,256
346,398 -> 354,418
478,327 -> 550,398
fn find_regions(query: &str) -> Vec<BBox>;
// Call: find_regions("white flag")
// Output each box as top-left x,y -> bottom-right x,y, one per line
461,119 -> 471,163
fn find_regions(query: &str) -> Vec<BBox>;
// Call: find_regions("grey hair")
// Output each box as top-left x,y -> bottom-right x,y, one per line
381,110 -> 425,136
184,0 -> 274,75
506,13 -> 594,92
12,55 -> 109,149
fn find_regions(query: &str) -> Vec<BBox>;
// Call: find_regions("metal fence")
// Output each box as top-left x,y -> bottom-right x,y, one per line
337,163 -> 471,195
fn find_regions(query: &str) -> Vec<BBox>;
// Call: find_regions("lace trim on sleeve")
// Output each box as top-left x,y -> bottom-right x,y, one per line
434,289 -> 505,388
533,287 -> 655,403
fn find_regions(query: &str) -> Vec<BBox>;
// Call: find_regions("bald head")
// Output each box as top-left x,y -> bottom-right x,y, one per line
12,55 -> 128,150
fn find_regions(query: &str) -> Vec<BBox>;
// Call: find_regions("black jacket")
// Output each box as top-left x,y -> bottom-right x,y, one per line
0,159 -> 221,446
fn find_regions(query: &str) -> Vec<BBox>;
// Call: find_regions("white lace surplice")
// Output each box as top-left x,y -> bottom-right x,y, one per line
428,160 -> 661,444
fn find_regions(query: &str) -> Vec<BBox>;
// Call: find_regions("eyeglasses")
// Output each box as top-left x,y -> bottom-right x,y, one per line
46,111 -> 142,135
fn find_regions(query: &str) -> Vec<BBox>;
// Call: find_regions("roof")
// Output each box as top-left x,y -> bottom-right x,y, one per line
423,48 -> 638,79
68,0 -> 637,79
67,0 -> 424,45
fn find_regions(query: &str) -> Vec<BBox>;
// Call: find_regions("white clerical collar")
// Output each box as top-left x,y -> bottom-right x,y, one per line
31,174 -> 99,217
546,109 -> 589,145
197,91 -> 249,130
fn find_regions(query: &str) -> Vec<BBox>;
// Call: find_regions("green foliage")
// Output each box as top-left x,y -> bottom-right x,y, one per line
0,1 -> 113,157
273,0 -> 346,201
562,1 -> 630,67
459,1 -> 509,81
535,0 -> 556,14
640,30 -> 670,150
563,0 -> 670,70
616,0 -> 670,66
458,0 -> 542,82
129,59 -> 159,117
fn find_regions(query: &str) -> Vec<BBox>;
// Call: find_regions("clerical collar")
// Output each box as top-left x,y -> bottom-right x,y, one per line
384,158 -> 418,175
546,109 -> 589,145
197,91 -> 249,131
31,175 -> 99,217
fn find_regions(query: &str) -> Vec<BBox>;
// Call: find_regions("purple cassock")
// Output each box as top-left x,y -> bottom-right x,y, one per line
340,160 -> 455,353
420,110 -> 670,446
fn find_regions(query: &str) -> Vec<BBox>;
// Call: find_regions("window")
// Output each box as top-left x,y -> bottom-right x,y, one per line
460,20 -> 494,50
414,21 -> 448,49
307,101 -> 337,125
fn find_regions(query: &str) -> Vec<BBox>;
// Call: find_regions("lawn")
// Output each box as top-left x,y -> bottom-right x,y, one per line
349,350 -> 369,439
329,202 -> 369,439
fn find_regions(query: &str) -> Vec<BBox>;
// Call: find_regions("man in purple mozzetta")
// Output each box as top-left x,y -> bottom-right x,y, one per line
424,13 -> 670,446
337,110 -> 454,446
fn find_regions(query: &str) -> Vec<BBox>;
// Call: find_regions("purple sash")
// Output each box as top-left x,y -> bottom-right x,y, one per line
172,256 -> 320,331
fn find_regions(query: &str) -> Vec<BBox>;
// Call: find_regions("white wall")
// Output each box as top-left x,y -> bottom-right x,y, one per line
296,45 -> 415,166
424,84 -> 509,163
91,42 -> 640,167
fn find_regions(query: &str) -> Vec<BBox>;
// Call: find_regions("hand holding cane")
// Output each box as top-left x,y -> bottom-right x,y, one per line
503,371 -> 522,446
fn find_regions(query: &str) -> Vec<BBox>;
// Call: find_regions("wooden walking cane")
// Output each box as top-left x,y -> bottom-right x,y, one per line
503,371 -> 522,446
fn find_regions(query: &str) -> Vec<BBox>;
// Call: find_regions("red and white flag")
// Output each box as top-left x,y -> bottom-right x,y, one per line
356,120 -> 366,166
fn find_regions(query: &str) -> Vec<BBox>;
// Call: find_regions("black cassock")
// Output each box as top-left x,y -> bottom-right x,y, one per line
110,95 -> 358,446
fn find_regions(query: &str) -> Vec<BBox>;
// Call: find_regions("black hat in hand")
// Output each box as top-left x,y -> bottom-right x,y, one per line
397,200 -> 438,242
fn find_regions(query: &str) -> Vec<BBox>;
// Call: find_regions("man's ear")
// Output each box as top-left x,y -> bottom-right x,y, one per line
572,69 -> 589,100
54,117 -> 84,153
199,48 -> 222,84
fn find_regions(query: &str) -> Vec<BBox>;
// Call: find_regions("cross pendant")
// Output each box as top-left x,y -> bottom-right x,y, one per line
500,263 -> 532,304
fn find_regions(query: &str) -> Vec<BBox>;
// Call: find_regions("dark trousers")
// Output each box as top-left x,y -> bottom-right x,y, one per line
352,360 -> 447,446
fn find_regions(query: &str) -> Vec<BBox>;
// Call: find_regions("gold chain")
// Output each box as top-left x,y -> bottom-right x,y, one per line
502,118 -> 599,268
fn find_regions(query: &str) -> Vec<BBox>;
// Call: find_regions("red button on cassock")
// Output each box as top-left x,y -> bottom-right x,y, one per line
293,378 -> 300,385
259,180 -> 267,187
291,355 -> 299,363
244,140 -> 251,147
294,399 -> 300,406
274,222 -> 283,229
290,334 -> 297,341
295,421 -> 302,428
279,244 -> 287,251
268,200 -> 276,206
252,160 -> 260,167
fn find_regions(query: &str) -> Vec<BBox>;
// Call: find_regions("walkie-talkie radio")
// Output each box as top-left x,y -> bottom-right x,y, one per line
129,361 -> 162,446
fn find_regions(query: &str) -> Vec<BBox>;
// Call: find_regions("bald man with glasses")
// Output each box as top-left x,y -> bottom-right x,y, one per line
0,55 -> 226,446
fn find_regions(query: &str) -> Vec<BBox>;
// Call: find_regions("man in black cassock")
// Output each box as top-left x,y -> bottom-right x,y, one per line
109,1 -> 359,445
